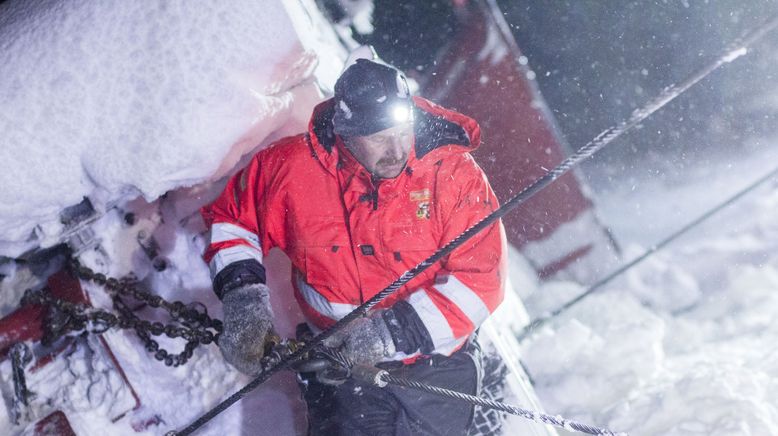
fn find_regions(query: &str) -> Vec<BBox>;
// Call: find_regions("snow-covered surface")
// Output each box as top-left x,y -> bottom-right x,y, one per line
0,0 -> 346,434
2,1 -> 778,436
0,0 -> 344,258
0,336 -> 138,434
480,261 -> 559,436
594,142 -> 778,247
519,208 -> 619,284
521,150 -> 778,435
0,201 -> 311,435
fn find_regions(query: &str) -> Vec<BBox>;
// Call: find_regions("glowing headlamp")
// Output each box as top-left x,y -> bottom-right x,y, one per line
391,104 -> 412,123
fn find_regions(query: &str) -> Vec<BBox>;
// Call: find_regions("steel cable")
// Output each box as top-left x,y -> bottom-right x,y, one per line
379,372 -> 627,435
517,164 -> 778,342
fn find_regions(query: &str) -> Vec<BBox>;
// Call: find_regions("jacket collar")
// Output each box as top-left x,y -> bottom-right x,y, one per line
307,96 -> 481,178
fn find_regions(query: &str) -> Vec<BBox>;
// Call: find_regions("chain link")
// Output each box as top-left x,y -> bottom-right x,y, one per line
20,259 -> 223,367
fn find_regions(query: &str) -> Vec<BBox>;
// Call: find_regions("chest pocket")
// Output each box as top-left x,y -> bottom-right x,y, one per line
383,221 -> 436,250
382,219 -> 440,281
297,215 -> 350,288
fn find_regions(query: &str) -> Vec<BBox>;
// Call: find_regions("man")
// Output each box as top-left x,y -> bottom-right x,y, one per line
201,57 -> 507,435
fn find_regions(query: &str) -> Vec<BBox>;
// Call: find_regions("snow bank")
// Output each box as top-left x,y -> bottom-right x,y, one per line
522,171 -> 778,435
0,0 -> 344,258
0,1 -> 349,434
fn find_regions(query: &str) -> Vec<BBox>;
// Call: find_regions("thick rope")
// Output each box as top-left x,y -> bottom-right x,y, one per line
379,372 -> 627,436
517,164 -> 778,342
168,14 -> 778,436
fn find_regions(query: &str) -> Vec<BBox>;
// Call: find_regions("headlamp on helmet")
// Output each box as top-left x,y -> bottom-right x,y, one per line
333,59 -> 414,138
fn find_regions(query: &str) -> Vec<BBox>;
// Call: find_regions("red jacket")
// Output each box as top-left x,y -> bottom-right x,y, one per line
202,96 -> 506,361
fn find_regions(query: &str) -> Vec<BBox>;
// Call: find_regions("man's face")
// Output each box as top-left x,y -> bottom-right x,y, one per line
344,122 -> 414,179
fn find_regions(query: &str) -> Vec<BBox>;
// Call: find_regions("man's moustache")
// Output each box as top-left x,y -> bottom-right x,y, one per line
379,156 -> 407,166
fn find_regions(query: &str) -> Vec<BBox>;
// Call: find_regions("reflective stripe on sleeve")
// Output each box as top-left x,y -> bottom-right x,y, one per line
406,288 -> 463,355
210,222 -> 261,250
208,245 -> 263,279
433,275 -> 491,327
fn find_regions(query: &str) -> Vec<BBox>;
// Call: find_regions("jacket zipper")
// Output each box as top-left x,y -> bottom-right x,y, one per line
371,176 -> 380,210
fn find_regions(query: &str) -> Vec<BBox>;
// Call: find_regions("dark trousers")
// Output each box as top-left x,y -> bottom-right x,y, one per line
301,340 -> 482,436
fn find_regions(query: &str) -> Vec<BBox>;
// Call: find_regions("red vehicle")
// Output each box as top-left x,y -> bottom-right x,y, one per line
421,1 -> 620,283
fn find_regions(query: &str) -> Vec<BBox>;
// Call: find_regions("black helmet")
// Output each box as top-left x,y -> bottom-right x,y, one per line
332,59 -> 413,137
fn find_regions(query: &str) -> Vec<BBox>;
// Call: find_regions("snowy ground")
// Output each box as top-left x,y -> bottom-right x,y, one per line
521,145 -> 778,435
2,1 -> 778,436
0,1 -> 340,434
4,133 -> 776,436
0,0 -> 343,258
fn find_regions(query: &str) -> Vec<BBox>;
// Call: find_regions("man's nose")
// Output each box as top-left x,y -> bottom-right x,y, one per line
388,139 -> 405,160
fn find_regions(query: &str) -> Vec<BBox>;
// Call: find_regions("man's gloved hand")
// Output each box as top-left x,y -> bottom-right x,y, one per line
324,311 -> 397,367
218,283 -> 274,375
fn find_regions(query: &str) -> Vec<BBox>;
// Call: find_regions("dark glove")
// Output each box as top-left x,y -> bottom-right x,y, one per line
324,311 -> 397,366
218,283 -> 274,375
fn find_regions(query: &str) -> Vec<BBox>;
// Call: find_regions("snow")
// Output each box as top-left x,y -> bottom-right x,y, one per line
0,0 -> 343,258
0,0 -> 344,435
521,158 -> 778,435
2,1 -> 778,436
722,47 -> 749,63
519,208 -> 620,284
0,336 -> 138,434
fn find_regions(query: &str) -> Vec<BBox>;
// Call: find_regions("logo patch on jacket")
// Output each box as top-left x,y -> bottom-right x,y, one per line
410,189 -> 430,202
411,189 -> 431,220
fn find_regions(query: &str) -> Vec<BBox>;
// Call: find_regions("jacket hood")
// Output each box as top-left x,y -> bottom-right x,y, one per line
307,96 -> 481,175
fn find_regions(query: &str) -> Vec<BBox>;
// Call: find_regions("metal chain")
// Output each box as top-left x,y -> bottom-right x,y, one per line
10,343 -> 33,425
20,259 -> 223,367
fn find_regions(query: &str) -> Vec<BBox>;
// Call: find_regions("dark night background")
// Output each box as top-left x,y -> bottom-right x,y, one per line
351,1 -> 778,187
